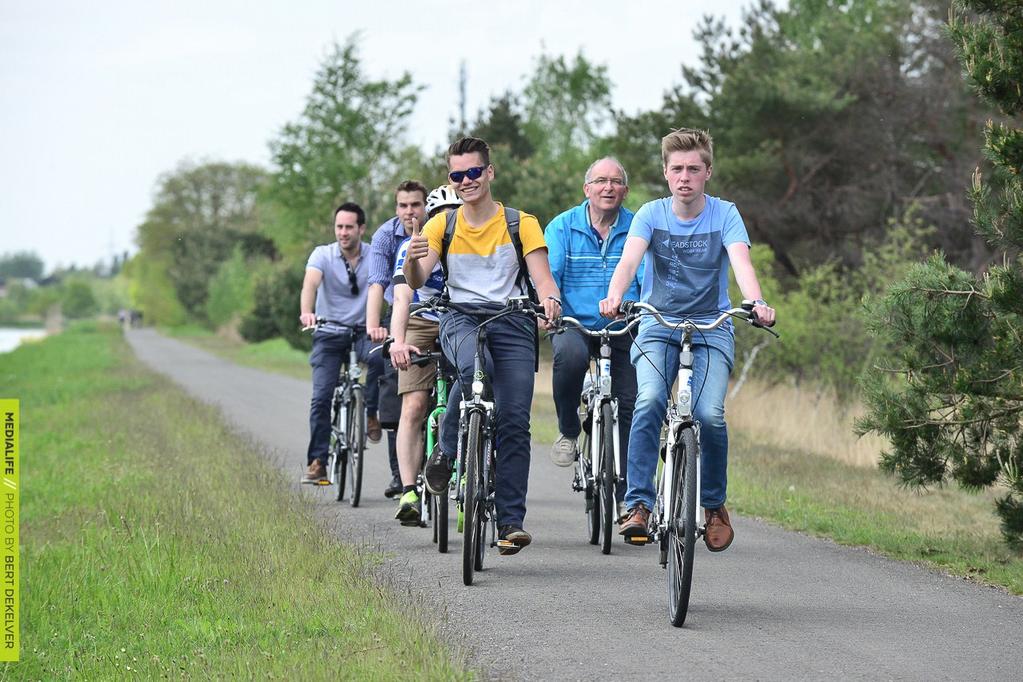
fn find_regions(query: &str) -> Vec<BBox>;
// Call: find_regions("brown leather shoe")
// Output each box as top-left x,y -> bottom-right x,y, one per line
301,459 -> 327,484
704,506 -> 734,552
618,504 -> 651,538
367,415 -> 382,443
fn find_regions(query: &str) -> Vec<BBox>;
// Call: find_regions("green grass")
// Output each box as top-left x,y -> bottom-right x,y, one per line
3,322 -> 469,679
729,432 -> 1023,594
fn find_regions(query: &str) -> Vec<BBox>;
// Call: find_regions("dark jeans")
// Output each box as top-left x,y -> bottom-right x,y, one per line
307,329 -> 382,464
551,328 -> 637,502
439,310 -> 536,528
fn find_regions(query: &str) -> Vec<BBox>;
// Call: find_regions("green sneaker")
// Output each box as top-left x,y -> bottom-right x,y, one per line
395,490 -> 421,526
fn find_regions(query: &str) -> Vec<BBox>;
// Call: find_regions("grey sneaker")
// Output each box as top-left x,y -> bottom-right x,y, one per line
550,434 -> 576,467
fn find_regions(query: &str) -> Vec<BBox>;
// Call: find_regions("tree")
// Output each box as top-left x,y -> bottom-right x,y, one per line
266,37 -> 423,254
0,251 -> 45,280
859,0 -> 1023,548
623,0 -> 985,278
61,279 -> 98,319
134,160 -> 272,323
468,52 -> 613,227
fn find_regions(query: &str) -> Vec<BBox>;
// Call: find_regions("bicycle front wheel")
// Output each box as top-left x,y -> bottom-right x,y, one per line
435,472 -> 449,553
330,393 -> 346,500
348,388 -> 365,507
667,425 -> 698,627
599,401 -> 616,555
582,424 -> 600,545
462,411 -> 484,586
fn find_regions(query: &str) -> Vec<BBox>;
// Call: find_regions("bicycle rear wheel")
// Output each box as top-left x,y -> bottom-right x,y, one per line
475,443 -> 495,572
667,425 -> 698,627
599,401 -> 616,555
462,410 -> 484,585
348,388 -> 365,507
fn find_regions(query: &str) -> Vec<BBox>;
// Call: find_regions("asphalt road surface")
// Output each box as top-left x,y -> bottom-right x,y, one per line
127,329 -> 1023,681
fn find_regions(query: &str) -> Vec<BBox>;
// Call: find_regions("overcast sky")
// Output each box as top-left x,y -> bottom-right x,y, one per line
1,0 -> 764,271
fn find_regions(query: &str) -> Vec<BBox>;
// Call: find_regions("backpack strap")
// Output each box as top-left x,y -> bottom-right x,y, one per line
503,207 -> 539,304
503,207 -> 540,372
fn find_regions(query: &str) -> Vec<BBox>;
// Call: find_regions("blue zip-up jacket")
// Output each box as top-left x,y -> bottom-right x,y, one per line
545,200 -> 642,330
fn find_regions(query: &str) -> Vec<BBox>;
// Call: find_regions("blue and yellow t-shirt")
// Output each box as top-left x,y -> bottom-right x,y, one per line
422,203 -> 546,305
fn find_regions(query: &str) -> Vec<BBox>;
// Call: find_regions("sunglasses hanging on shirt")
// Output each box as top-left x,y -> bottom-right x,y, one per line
342,255 -> 359,296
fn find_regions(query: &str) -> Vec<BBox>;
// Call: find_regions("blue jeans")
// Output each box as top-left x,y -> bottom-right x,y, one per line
551,328 -> 636,502
625,322 -> 734,511
307,329 -> 382,464
439,310 -> 536,529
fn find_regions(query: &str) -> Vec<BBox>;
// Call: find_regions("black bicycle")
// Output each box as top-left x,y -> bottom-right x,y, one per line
411,296 -> 547,585
304,319 -> 368,506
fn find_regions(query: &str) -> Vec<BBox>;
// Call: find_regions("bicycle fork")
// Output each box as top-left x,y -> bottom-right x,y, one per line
661,340 -> 704,543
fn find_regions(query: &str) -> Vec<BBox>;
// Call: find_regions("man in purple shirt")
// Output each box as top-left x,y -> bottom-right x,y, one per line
366,180 -> 429,497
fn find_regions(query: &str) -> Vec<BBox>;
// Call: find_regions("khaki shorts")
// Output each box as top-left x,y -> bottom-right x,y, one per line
398,317 -> 441,395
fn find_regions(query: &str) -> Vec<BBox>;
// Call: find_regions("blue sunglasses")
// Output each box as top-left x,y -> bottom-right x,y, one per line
448,165 -> 486,184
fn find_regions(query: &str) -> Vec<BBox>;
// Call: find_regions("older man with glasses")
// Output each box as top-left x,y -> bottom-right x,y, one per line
299,201 -> 384,485
544,157 -> 642,518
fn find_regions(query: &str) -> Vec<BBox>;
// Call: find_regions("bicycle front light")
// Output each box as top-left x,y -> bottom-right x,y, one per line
471,380 -> 484,396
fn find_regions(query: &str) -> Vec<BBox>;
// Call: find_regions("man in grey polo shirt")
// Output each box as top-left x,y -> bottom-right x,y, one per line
299,201 -> 384,484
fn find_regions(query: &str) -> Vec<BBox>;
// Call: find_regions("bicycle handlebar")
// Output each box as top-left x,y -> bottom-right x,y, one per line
409,296 -> 549,322
556,314 -> 642,337
621,300 -> 779,338
300,317 -> 366,333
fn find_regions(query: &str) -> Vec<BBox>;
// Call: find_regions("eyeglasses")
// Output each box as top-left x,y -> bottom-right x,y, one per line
586,177 -> 626,187
448,165 -> 486,184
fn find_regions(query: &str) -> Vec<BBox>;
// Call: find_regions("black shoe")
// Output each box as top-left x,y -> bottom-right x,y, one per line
383,475 -> 402,498
424,451 -> 453,495
497,525 -> 532,556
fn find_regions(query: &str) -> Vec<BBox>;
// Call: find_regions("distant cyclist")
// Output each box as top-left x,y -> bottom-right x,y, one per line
545,157 -> 641,520
389,185 -> 462,524
403,137 -> 562,554
299,202 -> 384,484
600,129 -> 776,551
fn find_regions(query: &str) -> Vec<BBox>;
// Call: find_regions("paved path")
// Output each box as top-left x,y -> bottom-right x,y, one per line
127,329 -> 1023,681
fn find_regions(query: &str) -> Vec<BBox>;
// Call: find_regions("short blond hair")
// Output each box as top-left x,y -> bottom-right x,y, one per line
661,128 -> 713,168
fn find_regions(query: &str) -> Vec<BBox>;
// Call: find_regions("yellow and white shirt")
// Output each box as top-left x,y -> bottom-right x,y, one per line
423,203 -> 546,305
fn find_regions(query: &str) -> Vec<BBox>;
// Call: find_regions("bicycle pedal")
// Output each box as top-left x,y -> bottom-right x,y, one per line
623,535 -> 652,546
316,479 -> 332,486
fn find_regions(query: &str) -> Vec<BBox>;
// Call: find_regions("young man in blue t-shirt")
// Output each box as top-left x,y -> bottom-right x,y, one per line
600,128 -> 776,552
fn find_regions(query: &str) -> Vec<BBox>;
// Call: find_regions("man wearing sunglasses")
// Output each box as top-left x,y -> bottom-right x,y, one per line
366,180 -> 430,497
544,157 -> 641,521
299,202 -> 384,485
403,136 -> 562,555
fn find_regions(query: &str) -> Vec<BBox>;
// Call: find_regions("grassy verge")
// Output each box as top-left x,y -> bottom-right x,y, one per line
4,323 -> 468,679
729,433 -> 1023,594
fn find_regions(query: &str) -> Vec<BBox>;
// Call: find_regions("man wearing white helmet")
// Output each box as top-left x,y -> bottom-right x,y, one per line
388,185 -> 461,524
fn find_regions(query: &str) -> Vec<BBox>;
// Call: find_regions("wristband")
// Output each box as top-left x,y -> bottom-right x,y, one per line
546,296 -> 562,306
753,299 -> 768,307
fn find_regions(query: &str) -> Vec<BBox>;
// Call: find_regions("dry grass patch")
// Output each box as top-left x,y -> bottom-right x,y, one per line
727,379 -> 886,468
